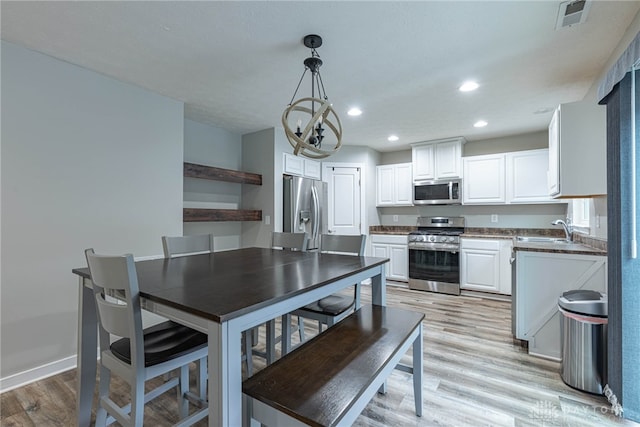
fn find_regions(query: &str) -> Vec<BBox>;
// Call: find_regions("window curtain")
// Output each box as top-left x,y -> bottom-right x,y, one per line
598,31 -> 640,423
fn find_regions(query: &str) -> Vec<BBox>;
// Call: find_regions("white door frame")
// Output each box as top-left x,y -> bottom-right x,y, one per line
322,162 -> 366,235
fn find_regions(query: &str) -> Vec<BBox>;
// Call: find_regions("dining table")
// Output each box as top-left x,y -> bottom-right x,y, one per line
72,246 -> 388,427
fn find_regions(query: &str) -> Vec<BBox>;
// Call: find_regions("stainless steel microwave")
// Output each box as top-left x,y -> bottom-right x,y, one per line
413,179 -> 462,205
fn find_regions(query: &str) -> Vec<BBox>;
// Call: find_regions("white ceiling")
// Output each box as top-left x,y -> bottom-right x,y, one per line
2,1 -> 638,152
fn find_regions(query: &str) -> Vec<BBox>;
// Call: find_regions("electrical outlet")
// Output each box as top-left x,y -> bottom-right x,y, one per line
596,215 -> 601,228
491,214 -> 499,223
393,215 -> 399,222
264,215 -> 271,225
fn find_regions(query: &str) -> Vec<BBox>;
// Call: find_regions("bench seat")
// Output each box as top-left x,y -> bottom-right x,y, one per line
242,304 -> 424,427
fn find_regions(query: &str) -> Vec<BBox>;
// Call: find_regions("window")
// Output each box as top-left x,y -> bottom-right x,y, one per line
571,199 -> 590,228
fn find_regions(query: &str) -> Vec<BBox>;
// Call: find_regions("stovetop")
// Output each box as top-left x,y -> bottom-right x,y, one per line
408,216 -> 465,244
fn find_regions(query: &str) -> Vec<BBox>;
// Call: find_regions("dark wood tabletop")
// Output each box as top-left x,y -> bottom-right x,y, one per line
72,247 -> 388,323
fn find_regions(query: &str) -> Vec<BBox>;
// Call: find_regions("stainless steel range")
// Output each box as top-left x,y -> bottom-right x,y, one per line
408,216 -> 465,295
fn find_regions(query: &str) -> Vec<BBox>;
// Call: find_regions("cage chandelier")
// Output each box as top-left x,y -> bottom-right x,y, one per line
282,34 -> 343,159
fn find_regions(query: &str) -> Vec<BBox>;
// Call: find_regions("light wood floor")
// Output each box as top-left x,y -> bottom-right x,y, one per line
1,284 -> 637,426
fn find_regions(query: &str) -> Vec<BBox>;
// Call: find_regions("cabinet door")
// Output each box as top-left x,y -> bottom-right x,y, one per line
460,244 -> 501,293
371,243 -> 389,279
283,153 -> 304,176
304,159 -> 321,180
394,163 -> 413,205
388,244 -> 408,281
435,140 -> 462,178
412,144 -> 435,181
547,107 -> 560,196
462,154 -> 506,204
376,166 -> 395,206
506,149 -> 554,203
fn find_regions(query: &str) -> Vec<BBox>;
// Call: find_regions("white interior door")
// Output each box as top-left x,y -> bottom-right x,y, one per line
325,166 -> 361,235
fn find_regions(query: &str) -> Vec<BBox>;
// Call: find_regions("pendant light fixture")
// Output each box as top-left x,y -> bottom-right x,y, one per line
282,34 -> 343,159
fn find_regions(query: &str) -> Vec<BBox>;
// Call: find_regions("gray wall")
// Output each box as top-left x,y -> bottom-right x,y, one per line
0,42 -> 184,383
183,119 -> 243,251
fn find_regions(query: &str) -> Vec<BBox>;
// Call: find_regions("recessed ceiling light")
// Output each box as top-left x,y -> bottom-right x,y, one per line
388,135 -> 399,142
474,120 -> 488,128
534,107 -> 554,114
459,81 -> 479,92
347,107 -> 362,116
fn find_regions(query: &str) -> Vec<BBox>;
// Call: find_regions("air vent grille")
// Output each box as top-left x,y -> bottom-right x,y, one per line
555,0 -> 591,30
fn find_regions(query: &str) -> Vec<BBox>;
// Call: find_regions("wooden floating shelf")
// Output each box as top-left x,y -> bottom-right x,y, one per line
184,162 -> 262,186
183,208 -> 262,222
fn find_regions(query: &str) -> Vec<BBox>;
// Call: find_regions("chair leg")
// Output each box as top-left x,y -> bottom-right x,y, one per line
131,378 -> 145,427
243,330 -> 253,376
95,366 -> 110,427
178,365 -> 189,419
196,357 -> 207,399
266,320 -> 276,364
297,316 -> 306,343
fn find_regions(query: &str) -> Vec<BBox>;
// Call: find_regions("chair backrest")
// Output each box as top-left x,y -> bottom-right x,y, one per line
162,234 -> 214,258
271,232 -> 308,251
85,248 -> 144,367
320,234 -> 366,256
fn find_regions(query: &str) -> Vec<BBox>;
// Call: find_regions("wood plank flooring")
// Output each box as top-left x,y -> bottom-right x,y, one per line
1,284 -> 637,426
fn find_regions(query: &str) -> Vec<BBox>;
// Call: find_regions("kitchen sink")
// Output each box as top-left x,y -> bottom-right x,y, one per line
516,236 -> 572,244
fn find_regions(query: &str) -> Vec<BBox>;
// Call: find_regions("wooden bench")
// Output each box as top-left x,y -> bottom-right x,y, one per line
242,304 -> 424,427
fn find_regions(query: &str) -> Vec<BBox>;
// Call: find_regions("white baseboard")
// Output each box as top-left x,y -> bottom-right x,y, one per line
0,355 -> 77,393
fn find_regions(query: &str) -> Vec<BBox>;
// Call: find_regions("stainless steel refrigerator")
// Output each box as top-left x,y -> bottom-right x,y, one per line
283,175 -> 328,250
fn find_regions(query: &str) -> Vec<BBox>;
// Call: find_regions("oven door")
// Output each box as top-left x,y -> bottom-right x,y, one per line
408,245 -> 460,295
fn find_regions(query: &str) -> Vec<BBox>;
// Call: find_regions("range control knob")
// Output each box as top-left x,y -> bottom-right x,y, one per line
428,236 -> 436,242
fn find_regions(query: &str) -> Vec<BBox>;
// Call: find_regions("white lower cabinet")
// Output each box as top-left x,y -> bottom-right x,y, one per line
514,251 -> 607,360
370,234 -> 408,282
460,238 -> 512,294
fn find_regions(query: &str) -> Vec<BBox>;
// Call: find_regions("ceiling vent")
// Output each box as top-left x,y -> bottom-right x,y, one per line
555,0 -> 591,30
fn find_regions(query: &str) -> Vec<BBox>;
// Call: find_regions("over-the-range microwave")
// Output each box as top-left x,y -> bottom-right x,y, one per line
413,179 -> 462,205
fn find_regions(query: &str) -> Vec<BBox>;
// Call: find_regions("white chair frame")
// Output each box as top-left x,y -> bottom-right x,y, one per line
85,249 -> 208,427
289,234 -> 366,345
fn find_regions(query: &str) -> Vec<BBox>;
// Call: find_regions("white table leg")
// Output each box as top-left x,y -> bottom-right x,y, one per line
76,277 -> 98,427
413,322 -> 424,416
209,320 -> 243,427
371,265 -> 387,306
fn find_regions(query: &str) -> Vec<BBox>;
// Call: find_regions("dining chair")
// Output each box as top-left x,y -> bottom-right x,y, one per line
162,233 -> 215,258
161,234 -> 214,394
162,234 -> 253,379
249,232 -> 308,370
289,234 -> 366,345
85,248 -> 208,427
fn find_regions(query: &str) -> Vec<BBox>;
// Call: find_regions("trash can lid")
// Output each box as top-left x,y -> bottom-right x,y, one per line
558,290 -> 607,317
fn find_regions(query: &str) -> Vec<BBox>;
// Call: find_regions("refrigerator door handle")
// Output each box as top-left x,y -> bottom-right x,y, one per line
311,184 -> 320,243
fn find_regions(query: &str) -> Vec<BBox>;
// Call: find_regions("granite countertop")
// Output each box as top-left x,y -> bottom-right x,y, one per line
512,241 -> 607,255
369,226 -> 415,235
369,225 -> 607,255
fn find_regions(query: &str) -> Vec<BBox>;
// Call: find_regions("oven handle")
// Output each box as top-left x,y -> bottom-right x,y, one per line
409,246 -> 459,253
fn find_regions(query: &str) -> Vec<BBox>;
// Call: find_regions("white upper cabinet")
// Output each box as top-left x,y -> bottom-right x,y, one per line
464,149 -> 557,205
376,163 -> 413,206
547,101 -> 606,198
463,154 -> 506,204
283,153 -> 321,180
412,137 -> 464,181
506,149 -> 555,203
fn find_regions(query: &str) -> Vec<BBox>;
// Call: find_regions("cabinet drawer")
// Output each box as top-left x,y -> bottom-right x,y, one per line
370,234 -> 408,245
460,238 -> 500,250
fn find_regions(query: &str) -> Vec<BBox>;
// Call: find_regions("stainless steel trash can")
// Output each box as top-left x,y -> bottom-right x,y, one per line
558,290 -> 608,395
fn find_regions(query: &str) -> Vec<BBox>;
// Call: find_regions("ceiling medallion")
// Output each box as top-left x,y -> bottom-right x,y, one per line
282,34 -> 343,159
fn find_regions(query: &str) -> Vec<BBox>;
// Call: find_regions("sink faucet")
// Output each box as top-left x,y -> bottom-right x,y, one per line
552,219 -> 572,241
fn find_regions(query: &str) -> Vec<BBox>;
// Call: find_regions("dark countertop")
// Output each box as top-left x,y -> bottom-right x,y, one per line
512,241 -> 607,255
370,225 -> 607,255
